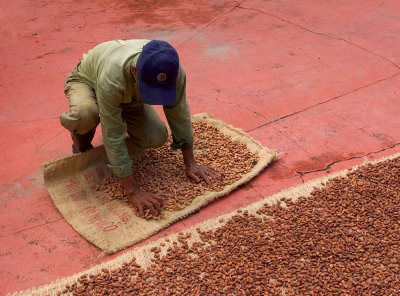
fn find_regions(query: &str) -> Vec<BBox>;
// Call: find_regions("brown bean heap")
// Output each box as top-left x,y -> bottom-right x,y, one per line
96,122 -> 259,218
58,156 -> 400,295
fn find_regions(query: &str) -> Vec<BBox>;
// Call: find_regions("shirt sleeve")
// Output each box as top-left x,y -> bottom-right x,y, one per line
96,78 -> 132,178
163,64 -> 193,150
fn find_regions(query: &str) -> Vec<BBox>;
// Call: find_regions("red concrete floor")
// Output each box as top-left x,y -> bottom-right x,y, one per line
1,0 -> 400,294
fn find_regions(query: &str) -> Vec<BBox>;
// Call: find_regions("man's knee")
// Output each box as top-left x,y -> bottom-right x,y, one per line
148,123 -> 168,148
60,102 -> 99,135
77,102 -> 99,122
129,122 -> 168,149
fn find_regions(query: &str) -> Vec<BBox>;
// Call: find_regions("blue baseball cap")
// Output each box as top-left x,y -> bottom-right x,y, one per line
136,40 -> 179,105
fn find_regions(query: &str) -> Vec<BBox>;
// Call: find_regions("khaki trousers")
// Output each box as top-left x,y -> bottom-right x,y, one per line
60,67 -> 168,150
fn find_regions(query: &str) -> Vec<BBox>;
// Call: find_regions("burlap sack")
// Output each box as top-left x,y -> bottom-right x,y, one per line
42,113 -> 278,254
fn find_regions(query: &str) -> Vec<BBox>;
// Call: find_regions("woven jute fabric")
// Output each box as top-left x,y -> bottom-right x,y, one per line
41,113 -> 278,255
9,151 -> 400,296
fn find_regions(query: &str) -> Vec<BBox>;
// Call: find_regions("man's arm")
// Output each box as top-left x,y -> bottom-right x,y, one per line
163,64 -> 193,150
164,65 -> 219,184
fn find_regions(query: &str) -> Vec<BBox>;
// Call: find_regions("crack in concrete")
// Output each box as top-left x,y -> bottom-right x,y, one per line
295,142 -> 400,179
35,129 -> 65,152
333,112 -> 383,141
247,72 -> 400,133
213,91 -> 269,123
238,6 -> 400,70
177,0 -> 246,48
0,218 -> 62,240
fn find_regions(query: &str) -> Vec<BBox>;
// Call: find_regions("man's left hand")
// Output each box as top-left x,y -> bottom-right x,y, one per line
185,162 -> 219,185
181,147 -> 220,185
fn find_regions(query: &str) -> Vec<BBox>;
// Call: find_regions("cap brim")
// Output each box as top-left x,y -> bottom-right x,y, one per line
138,75 -> 176,106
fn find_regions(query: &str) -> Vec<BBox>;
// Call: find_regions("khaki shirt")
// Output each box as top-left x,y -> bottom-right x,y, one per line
78,39 -> 193,178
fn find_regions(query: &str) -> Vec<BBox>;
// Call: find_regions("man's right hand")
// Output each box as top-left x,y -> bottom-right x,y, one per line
120,175 -> 164,217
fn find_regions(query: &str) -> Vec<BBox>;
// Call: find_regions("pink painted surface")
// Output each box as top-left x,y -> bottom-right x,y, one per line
1,0 -> 400,294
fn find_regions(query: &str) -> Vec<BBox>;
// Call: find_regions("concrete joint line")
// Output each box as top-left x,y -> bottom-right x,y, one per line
247,73 -> 400,133
238,6 -> 400,70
